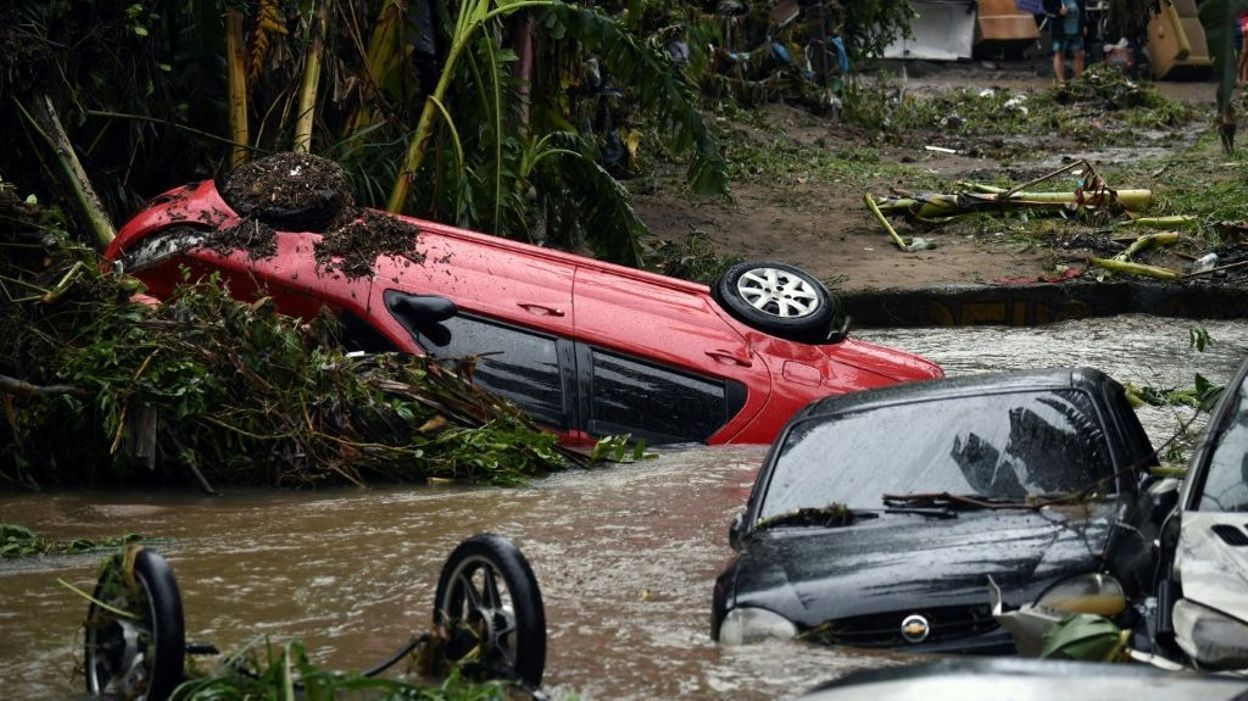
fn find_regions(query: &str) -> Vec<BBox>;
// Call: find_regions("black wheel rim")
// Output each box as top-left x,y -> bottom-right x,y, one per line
85,565 -> 160,698
438,554 -> 520,674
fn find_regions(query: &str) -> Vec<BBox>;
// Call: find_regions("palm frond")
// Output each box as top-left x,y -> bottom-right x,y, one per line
531,131 -> 647,266
539,4 -> 728,196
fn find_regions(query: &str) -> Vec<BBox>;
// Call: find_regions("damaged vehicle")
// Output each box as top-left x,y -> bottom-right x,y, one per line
712,368 -> 1160,652
1154,356 -> 1248,672
103,160 -> 940,447
800,658 -> 1248,700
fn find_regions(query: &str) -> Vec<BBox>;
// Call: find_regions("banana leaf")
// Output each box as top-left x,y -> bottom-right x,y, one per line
1040,613 -> 1127,661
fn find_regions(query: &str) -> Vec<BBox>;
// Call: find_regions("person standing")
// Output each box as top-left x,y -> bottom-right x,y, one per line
1237,10 -> 1248,86
1046,0 -> 1085,86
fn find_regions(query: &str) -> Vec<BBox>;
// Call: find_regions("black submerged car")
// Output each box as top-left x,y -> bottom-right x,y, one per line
712,368 -> 1160,653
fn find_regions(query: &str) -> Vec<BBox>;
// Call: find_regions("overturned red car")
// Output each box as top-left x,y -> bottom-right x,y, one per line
105,169 -> 941,446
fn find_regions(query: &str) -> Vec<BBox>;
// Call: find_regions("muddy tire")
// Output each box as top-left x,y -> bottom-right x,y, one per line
220,153 -> 353,232
84,547 -> 186,701
712,261 -> 837,342
433,533 -> 546,687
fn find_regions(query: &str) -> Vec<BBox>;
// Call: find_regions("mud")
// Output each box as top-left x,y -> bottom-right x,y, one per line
222,153 -> 354,220
197,217 -> 277,260
634,69 -> 1224,294
313,209 -> 426,279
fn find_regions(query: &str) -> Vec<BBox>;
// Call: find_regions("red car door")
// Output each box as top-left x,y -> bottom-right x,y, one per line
365,223 -> 575,339
365,225 -> 579,433
571,266 -> 771,444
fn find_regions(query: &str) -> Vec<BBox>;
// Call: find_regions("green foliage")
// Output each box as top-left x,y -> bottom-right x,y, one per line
522,131 -> 651,265
0,524 -> 140,559
0,0 -> 722,269
1040,613 -> 1128,661
540,3 -> 729,196
646,230 -> 743,285
588,434 -> 653,462
1125,373 -> 1225,412
839,67 -> 1197,148
0,192 -> 576,490
715,113 -> 923,187
1190,327 -> 1214,352
172,639 -> 517,701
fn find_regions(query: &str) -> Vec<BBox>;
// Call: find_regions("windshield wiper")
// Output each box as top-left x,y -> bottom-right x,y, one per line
882,492 -> 1040,511
755,504 -> 879,531
755,500 -> 972,530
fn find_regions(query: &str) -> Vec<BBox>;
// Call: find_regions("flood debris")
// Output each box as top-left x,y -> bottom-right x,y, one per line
1085,231 -> 1184,279
313,208 -> 425,279
1087,256 -> 1182,280
197,217 -> 278,260
866,160 -> 1151,252
220,152 -> 354,232
78,534 -> 549,698
0,178 -> 576,491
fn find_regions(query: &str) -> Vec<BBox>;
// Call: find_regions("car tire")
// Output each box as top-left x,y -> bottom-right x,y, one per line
220,153 -> 352,232
433,533 -> 546,687
713,261 -> 837,342
84,547 -> 186,701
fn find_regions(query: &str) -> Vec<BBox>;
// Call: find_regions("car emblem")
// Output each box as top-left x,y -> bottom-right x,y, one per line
900,614 -> 930,643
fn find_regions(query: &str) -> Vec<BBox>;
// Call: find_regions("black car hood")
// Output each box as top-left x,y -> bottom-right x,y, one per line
730,506 -> 1113,627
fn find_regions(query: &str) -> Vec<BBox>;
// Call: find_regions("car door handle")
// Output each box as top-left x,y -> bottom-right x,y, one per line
517,303 -> 565,317
705,349 -> 753,367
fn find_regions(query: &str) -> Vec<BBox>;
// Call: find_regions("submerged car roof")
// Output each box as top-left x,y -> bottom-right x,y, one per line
794,367 -> 1119,422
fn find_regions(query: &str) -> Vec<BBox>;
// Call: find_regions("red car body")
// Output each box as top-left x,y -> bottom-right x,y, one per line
105,180 -> 942,446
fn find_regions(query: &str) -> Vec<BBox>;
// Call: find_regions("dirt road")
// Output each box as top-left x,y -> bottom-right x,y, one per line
633,65 -> 1223,292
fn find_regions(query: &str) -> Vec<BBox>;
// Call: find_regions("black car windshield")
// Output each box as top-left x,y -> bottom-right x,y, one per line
1198,372 -> 1248,512
760,389 -> 1116,519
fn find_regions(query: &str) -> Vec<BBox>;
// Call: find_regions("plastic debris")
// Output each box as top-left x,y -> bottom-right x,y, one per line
1191,253 -> 1218,273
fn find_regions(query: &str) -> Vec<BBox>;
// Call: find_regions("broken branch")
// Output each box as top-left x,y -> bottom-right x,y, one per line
1088,256 -> 1182,280
0,374 -> 85,398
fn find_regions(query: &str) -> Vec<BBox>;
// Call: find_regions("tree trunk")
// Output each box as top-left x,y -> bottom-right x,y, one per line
510,11 -> 534,133
225,9 -> 251,169
294,0 -> 329,153
23,95 -> 117,248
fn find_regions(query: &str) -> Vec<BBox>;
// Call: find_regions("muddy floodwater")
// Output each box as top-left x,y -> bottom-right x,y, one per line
3,314 -> 1247,699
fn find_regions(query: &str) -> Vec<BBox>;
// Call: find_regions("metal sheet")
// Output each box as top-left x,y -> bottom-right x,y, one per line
883,0 -> 977,61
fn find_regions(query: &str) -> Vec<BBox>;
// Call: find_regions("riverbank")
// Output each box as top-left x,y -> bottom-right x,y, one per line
633,66 -> 1240,294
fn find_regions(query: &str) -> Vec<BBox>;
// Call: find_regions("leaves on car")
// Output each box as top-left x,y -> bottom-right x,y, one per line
755,503 -> 857,530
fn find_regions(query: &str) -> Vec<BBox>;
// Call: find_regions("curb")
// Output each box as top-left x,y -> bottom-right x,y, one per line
841,280 -> 1248,327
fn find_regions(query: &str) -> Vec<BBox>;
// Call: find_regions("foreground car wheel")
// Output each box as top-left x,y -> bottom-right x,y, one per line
433,534 -> 546,687
714,261 -> 837,342
84,547 -> 186,701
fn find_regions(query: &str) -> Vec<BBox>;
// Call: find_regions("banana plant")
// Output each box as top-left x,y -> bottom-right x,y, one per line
386,0 -> 729,211
387,0 -> 554,211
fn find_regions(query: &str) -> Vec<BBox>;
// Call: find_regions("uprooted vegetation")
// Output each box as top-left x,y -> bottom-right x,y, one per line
0,524 -> 139,559
657,66 -> 1244,290
0,179 -> 577,491
838,65 -> 1203,152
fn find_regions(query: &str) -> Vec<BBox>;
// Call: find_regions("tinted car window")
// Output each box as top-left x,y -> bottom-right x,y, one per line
1197,373 -> 1248,512
587,349 -> 741,444
412,316 -> 569,429
761,389 -> 1114,518
338,311 -> 399,353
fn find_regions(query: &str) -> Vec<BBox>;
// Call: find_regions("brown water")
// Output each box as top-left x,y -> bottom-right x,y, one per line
2,314 -> 1245,700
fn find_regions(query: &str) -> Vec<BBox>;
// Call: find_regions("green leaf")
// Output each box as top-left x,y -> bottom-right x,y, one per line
1039,613 -> 1125,661
540,4 -> 728,196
